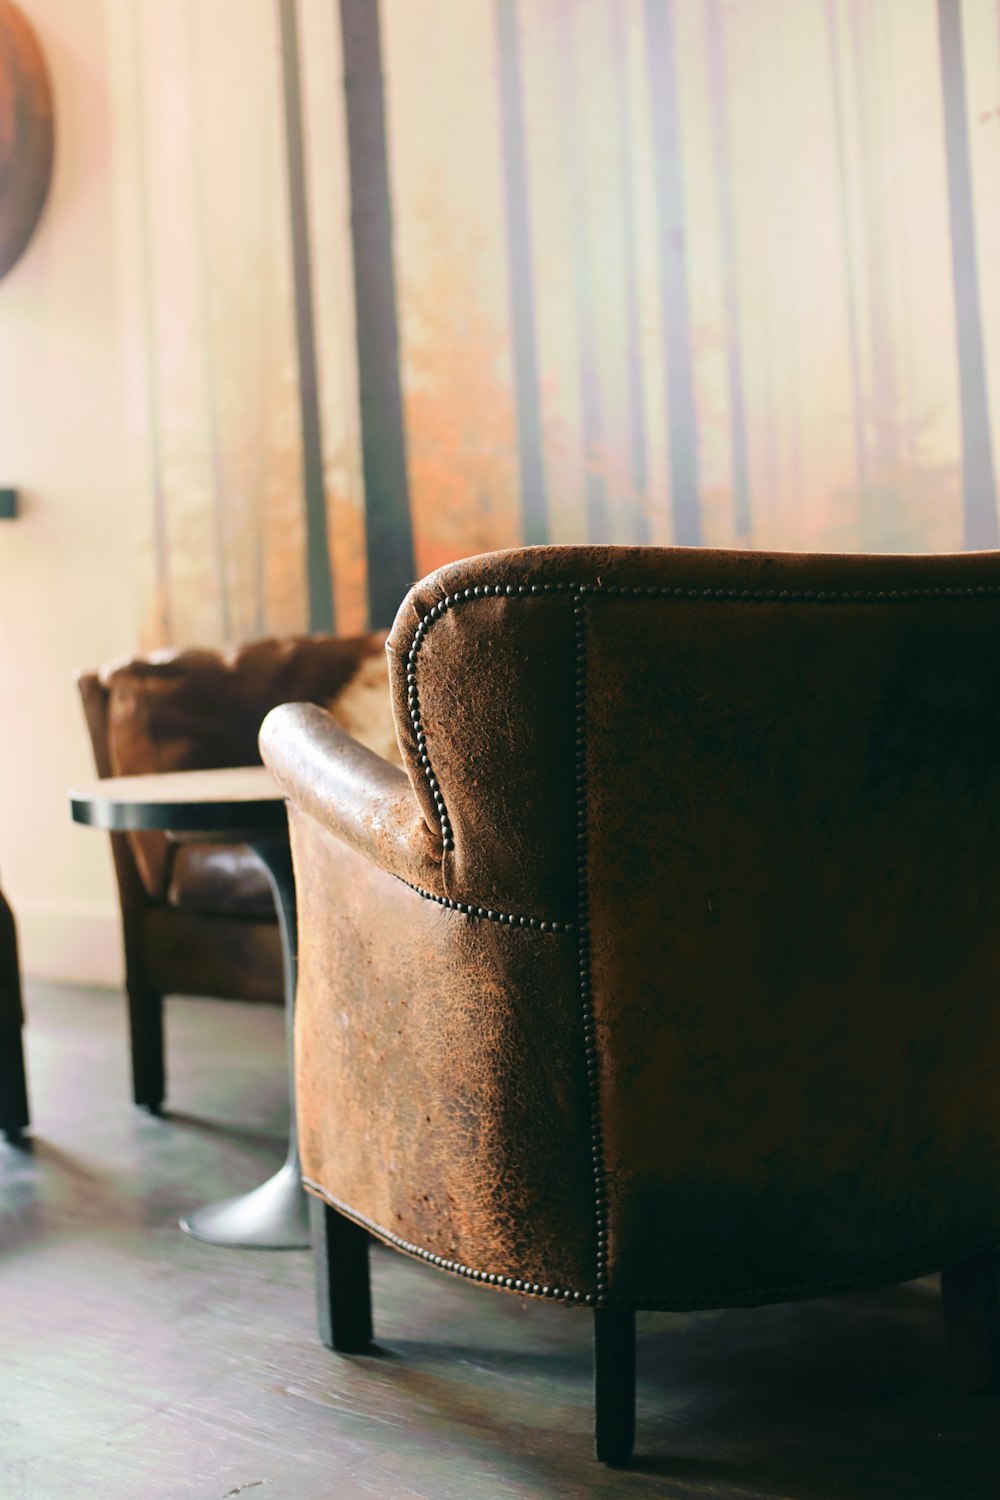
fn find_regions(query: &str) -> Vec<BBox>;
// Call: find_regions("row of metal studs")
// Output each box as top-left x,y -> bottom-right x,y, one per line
306,1178 -> 593,1304
573,589 -> 609,1303
309,1192 -> 1000,1312
395,877 -> 573,931
595,582 -> 1000,601
404,582 -> 601,1305
405,581 -> 582,850
406,576 -> 1000,851
316,1158 -> 1000,1304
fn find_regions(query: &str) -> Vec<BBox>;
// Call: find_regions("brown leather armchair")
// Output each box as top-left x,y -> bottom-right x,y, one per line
0,885 -> 29,1141
77,630 -> 393,1112
261,545 -> 1000,1464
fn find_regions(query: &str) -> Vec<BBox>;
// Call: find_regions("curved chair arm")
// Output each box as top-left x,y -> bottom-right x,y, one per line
259,703 -> 443,896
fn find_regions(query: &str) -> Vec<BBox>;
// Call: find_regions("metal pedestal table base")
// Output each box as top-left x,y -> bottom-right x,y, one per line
180,837 -> 309,1249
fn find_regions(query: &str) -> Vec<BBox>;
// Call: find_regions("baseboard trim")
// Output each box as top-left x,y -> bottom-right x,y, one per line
14,900 -> 123,987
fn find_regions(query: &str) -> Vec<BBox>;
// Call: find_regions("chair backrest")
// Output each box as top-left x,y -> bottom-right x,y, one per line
78,632 -> 388,900
386,544 -> 1000,1307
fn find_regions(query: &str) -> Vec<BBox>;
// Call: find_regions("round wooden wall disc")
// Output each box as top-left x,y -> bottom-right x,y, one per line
0,0 -> 53,280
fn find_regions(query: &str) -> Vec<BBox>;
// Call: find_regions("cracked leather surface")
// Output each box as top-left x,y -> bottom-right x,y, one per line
288,806 -> 595,1295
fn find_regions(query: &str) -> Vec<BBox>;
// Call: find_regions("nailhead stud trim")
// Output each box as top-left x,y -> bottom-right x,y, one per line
596,582 -> 1000,603
306,1186 -> 1000,1313
405,575 -> 1000,853
406,581 -> 578,854
396,877 -> 573,932
572,586 -> 610,1302
304,1178 -> 593,1305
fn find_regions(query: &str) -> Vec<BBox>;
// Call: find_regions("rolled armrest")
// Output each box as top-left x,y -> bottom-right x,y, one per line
259,702 -> 443,893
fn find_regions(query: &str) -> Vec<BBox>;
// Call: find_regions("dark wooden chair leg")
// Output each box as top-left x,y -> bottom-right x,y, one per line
594,1307 -> 636,1465
942,1249 -> 1000,1393
311,1197 -> 373,1353
0,1020 -> 29,1142
127,986 -> 164,1113
0,890 -> 29,1142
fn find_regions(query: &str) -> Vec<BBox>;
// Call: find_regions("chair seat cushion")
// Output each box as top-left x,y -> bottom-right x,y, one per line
167,843 -> 275,919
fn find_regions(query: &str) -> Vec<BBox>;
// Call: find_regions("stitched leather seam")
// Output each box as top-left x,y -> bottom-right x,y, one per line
394,876 -> 573,931
303,1176 -> 595,1304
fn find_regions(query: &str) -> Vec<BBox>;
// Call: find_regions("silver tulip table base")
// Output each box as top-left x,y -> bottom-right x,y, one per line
179,837 -> 309,1249
69,766 -> 310,1250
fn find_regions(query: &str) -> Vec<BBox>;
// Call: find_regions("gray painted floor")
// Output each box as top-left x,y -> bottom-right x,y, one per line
1,981 -> 996,1499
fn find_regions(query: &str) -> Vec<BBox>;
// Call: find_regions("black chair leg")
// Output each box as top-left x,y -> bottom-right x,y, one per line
942,1249 -> 1000,1393
127,986 -> 164,1112
0,1020 -> 29,1142
594,1307 -> 636,1465
311,1197 -> 373,1353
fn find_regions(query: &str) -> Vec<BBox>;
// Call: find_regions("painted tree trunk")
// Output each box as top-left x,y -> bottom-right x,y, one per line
189,4 -> 231,639
553,0 -> 609,542
339,0 -> 417,626
706,0 -> 751,541
824,0 -> 868,492
877,3 -> 917,473
774,0 -> 802,511
278,0 -> 334,632
938,0 -> 999,550
745,6 -> 779,516
495,0 -> 549,545
849,0 -> 899,483
608,0 -> 650,543
131,2 -> 171,646
643,0 -> 702,546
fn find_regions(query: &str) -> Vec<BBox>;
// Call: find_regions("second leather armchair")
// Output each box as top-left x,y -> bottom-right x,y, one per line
77,630 -> 395,1111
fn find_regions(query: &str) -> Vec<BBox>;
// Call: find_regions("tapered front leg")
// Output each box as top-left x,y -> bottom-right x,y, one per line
127,986 -> 164,1113
593,1307 -> 636,1465
942,1249 -> 1000,1393
311,1198 -> 374,1353
0,892 -> 30,1140
0,1019 -> 29,1141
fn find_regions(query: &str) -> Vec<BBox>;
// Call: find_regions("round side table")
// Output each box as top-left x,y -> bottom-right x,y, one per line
70,765 -> 308,1250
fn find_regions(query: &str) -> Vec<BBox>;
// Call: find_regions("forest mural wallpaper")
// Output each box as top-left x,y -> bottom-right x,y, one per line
112,0 -> 1000,648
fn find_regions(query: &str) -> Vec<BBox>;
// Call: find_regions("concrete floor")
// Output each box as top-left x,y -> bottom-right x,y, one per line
1,980 -> 997,1499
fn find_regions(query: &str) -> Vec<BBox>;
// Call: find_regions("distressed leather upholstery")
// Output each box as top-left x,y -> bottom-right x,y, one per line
77,630 -> 392,1109
0,884 -> 29,1140
261,546 -> 1000,1456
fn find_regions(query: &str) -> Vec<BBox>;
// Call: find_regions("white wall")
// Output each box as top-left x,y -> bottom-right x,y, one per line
0,0 -> 138,985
